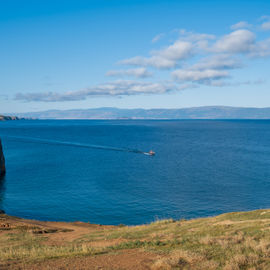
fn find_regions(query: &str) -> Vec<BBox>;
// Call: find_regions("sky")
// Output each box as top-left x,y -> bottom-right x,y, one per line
1,0 -> 270,113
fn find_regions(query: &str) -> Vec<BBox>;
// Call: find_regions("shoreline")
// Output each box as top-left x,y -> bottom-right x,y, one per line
0,207 -> 267,226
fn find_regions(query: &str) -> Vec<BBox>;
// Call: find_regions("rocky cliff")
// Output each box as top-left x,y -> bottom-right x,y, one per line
0,139 -> 5,176
0,115 -> 19,121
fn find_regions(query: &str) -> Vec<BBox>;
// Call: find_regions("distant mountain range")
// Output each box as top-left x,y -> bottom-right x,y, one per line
10,106 -> 270,119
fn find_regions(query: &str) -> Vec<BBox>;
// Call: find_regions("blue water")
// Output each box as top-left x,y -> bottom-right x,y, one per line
1,120 -> 270,225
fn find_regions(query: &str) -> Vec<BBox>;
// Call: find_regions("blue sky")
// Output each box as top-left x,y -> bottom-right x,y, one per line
1,0 -> 270,113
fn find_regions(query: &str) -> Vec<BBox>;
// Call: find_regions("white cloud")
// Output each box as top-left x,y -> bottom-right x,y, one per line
121,27 -> 270,72
206,79 -> 265,87
120,55 -> 176,69
106,68 -> 152,78
249,38 -> 270,57
120,31 -> 217,69
178,30 -> 216,42
15,80 -> 184,102
231,21 -> 252,30
152,33 -> 164,43
14,20 -> 270,103
260,15 -> 270,30
213,29 -> 256,53
156,41 -> 193,60
172,69 -> 229,82
120,40 -> 193,69
171,55 -> 243,86
191,55 -> 242,70
175,30 -> 216,51
261,21 -> 270,31
260,15 -> 270,20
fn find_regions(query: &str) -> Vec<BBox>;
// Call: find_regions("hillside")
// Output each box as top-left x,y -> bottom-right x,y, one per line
15,106 -> 270,119
1,209 -> 270,269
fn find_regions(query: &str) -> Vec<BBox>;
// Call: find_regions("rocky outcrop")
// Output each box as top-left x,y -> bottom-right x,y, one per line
0,115 -> 19,121
0,139 -> 5,176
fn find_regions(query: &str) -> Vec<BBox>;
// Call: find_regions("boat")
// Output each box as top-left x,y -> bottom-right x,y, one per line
148,150 -> 155,156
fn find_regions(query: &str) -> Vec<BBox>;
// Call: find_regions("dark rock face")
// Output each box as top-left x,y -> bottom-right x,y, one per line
0,139 -> 5,176
0,115 -> 19,121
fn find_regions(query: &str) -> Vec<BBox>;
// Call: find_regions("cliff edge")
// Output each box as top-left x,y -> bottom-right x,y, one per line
0,139 -> 5,176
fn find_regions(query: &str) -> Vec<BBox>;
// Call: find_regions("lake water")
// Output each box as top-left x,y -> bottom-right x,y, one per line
1,120 -> 270,225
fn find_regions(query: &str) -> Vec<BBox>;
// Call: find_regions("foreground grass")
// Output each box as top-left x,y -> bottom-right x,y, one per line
2,209 -> 270,269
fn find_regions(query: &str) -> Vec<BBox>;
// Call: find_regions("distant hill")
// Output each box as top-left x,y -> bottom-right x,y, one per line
0,115 -> 20,121
12,106 -> 270,119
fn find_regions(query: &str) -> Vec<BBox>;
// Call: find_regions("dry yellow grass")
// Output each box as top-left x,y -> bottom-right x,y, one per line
2,209 -> 270,269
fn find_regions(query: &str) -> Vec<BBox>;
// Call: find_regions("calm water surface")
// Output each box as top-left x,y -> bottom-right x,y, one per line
0,120 -> 270,225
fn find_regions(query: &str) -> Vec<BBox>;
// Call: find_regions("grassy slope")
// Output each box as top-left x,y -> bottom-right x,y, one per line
1,209 -> 270,269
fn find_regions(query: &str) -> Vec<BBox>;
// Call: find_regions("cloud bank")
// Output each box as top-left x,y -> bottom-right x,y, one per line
231,21 -> 252,30
15,17 -> 270,102
15,80 -> 188,102
261,16 -> 270,30
106,68 -> 152,78
119,40 -> 194,69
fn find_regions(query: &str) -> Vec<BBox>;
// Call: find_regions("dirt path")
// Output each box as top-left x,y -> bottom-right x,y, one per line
9,250 -> 157,270
1,216 -> 112,242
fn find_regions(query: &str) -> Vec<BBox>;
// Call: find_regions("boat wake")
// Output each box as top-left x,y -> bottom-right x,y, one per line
143,152 -> 153,156
2,135 -> 153,156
